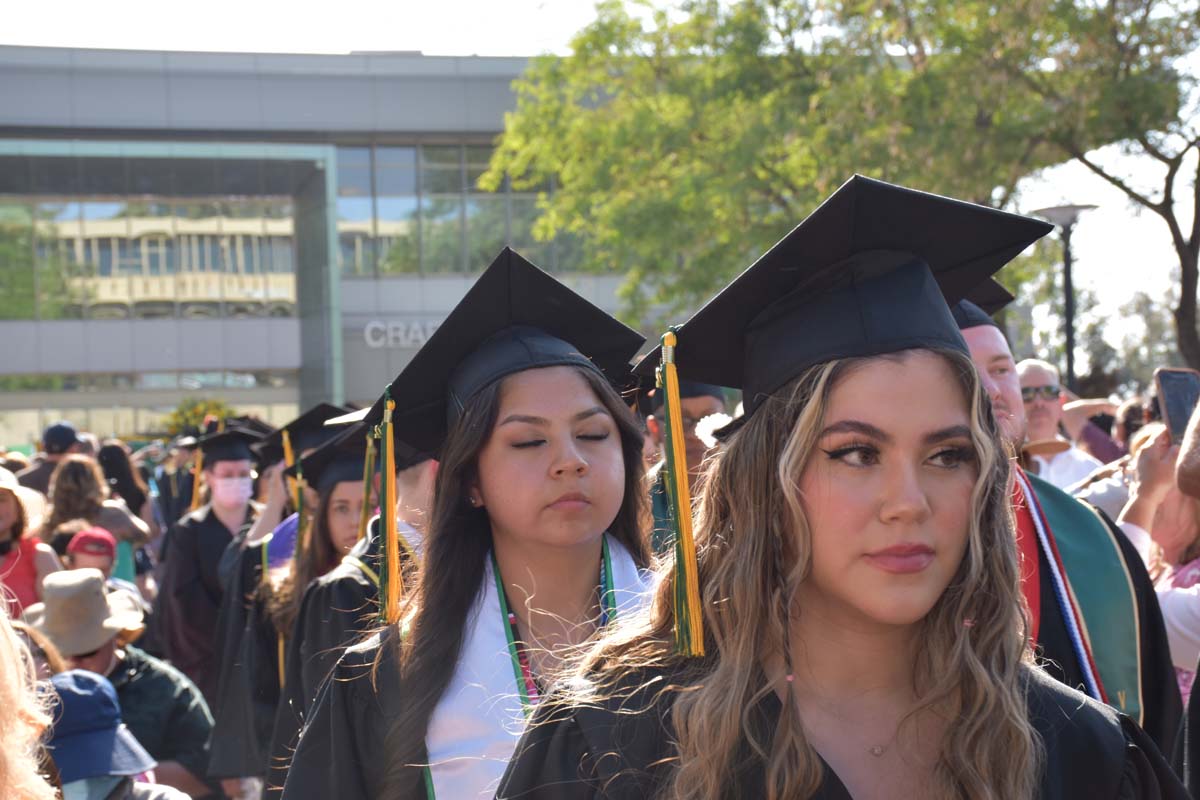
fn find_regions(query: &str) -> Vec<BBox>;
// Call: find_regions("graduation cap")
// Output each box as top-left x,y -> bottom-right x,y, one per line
636,175 -> 1051,657
361,247 -> 644,624
228,415 -> 276,438
635,176 -> 1051,412
197,427 -> 263,465
253,403 -> 353,467
951,278 -> 1015,330
365,247 -> 645,455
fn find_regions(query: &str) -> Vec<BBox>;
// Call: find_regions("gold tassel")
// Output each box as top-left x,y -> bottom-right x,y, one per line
659,330 -> 705,656
382,398 -> 402,624
189,452 -> 204,511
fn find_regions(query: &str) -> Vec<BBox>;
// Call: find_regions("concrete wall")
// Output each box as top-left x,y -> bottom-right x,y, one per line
0,317 -> 302,374
0,46 -> 525,136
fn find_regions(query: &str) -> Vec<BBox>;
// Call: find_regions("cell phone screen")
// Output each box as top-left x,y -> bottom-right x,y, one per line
1157,369 -> 1200,443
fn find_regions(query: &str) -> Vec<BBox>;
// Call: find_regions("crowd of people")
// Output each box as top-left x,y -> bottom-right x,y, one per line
2,175 -> 1200,798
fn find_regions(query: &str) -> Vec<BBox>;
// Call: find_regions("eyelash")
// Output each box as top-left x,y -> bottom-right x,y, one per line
512,432 -> 611,449
821,442 -> 975,468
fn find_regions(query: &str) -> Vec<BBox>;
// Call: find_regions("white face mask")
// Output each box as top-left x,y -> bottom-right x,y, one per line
211,476 -> 253,509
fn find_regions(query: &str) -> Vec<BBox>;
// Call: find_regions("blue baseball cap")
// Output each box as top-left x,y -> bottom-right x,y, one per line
47,670 -> 156,784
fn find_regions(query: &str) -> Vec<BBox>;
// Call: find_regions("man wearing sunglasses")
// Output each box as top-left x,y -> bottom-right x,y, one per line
1017,358 -> 1103,490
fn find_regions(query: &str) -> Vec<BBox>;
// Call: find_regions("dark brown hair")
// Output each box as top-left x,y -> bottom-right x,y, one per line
264,484 -> 347,636
378,366 -> 650,794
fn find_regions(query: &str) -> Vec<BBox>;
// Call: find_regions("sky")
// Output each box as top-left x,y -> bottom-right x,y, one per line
1,0 -> 1188,351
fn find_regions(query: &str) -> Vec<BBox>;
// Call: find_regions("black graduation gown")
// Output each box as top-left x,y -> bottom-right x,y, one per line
264,531 -> 383,798
1031,504 -> 1181,757
208,534 -> 282,780
280,629 -> 420,800
153,503 -> 257,706
496,664 -> 1188,799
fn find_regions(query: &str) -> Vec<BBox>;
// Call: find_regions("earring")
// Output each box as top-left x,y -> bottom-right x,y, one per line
469,496 -> 481,507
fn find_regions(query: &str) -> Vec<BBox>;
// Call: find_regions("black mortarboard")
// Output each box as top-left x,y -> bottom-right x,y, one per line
634,175 -> 1051,414
197,427 -> 262,464
366,247 -> 646,454
290,421 -> 430,494
228,415 -> 276,438
951,279 -> 1015,330
253,403 -> 353,466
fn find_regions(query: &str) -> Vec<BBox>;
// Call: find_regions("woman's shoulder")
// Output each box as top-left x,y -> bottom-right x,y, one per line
500,661 -> 690,798
1023,666 -> 1187,798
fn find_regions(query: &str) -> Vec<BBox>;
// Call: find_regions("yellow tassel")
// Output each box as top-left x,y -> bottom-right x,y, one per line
660,330 -> 705,656
282,429 -> 301,512
383,399 -> 402,624
277,634 -> 287,689
357,432 -> 377,542
189,452 -> 204,511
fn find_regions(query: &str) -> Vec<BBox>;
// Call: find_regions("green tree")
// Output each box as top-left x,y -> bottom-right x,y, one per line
163,398 -> 238,436
857,0 -> 1200,367
484,0 -> 1182,325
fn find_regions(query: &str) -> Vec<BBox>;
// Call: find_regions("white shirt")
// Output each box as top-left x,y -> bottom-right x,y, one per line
1156,583 -> 1200,670
1030,444 -> 1103,491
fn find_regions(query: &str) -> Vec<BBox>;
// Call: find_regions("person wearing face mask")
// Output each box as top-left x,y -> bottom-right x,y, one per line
953,291 -> 1181,757
282,249 -> 653,799
153,427 -> 263,708
207,418 -> 382,793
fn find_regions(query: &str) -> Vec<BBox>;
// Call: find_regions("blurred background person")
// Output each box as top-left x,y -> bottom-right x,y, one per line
42,455 -> 150,585
18,421 -> 84,497
27,568 -> 215,798
3,450 -> 31,475
0,467 -> 60,617
1017,358 -> 1102,488
98,442 -> 162,543
62,525 -> 151,615
45,669 -> 188,800
10,617 -> 68,680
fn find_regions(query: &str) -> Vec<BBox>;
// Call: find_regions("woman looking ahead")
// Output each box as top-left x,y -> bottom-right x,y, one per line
498,177 -> 1186,800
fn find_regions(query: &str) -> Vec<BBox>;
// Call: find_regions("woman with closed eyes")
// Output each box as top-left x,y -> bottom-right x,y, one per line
280,249 -> 652,800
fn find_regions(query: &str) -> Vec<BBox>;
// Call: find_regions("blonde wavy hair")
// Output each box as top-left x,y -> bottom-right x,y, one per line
566,348 -> 1041,799
43,455 -> 109,538
0,611 -> 57,800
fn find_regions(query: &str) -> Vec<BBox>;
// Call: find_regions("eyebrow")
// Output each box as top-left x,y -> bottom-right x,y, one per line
819,420 -> 972,446
498,406 -> 610,427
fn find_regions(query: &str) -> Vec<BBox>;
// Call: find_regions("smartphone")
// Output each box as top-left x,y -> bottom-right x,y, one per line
1155,367 -> 1200,444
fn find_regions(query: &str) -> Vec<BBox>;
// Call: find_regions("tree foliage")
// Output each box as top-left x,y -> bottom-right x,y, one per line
486,0 -> 1197,348
163,398 -> 238,437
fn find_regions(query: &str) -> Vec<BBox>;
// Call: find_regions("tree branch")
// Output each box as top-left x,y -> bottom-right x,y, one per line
1061,140 -> 1164,213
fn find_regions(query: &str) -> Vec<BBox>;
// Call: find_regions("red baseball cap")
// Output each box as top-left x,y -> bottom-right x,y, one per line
66,528 -> 116,560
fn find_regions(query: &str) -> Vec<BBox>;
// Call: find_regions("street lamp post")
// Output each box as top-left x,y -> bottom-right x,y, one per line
1031,204 -> 1097,393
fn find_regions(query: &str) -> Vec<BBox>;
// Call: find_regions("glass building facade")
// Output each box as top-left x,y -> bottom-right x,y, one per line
0,46 -> 618,450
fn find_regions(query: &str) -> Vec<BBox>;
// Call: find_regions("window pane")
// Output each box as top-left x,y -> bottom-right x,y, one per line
0,201 -> 36,320
375,147 -> 416,195
465,145 -> 495,193
464,196 -> 508,270
508,195 -> 553,269
420,196 -> 464,273
337,147 -> 372,198
421,145 -> 462,167
376,195 -> 419,274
